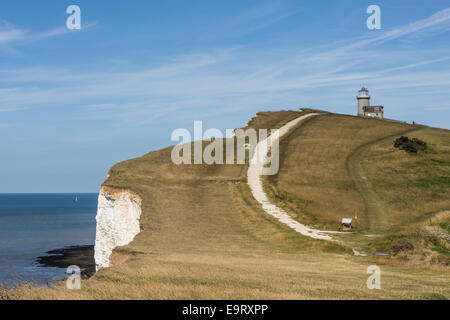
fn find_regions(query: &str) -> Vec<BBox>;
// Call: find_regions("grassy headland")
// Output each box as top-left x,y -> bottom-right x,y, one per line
3,110 -> 449,299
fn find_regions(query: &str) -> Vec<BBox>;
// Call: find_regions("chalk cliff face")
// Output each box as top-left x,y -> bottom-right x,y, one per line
94,187 -> 142,270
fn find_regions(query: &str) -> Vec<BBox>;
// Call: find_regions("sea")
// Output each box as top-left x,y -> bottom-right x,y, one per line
0,193 -> 98,286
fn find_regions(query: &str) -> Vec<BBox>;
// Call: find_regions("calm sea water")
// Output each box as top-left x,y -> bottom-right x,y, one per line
0,193 -> 97,286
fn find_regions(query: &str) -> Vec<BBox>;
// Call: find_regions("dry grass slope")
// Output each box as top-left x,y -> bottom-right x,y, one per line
264,113 -> 449,266
3,110 -> 449,300
265,114 -> 415,230
363,127 -> 450,225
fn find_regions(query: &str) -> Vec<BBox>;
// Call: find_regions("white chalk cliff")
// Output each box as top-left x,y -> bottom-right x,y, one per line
94,187 -> 142,270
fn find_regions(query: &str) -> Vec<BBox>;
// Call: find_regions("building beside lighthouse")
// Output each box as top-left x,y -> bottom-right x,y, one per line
357,87 -> 384,119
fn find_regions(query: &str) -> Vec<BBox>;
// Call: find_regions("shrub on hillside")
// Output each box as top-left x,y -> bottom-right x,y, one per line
394,136 -> 427,153
391,240 -> 414,255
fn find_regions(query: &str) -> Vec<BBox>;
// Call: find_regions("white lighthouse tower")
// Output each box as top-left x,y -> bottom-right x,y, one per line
357,87 -> 370,116
356,87 -> 384,119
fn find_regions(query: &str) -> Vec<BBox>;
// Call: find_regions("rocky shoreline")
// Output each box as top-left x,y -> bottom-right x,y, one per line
35,245 -> 95,279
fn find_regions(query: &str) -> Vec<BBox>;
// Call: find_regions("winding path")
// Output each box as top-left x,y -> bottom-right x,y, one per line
247,113 -> 340,241
346,128 -> 420,231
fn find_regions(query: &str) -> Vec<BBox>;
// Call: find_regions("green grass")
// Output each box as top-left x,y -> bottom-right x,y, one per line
431,247 -> 450,257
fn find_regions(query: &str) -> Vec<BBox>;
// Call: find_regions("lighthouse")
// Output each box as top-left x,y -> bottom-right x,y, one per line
356,87 -> 384,119
357,87 -> 370,116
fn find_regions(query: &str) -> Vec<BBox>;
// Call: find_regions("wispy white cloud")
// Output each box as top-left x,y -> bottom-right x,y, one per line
0,19 -> 97,47
28,21 -> 98,41
233,1 -> 303,36
86,103 -> 119,110
0,29 -> 23,44
0,20 -> 24,44
380,56 -> 450,72
0,8 -> 449,127
426,104 -> 450,111
303,7 -> 450,64
1,51 -> 449,116
0,106 -> 26,112
350,7 -> 450,49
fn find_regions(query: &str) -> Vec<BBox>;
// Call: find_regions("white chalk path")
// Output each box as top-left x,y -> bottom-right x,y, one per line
247,113 -> 342,241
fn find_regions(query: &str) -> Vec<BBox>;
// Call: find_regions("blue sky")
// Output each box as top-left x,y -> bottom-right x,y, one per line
1,0 -> 450,192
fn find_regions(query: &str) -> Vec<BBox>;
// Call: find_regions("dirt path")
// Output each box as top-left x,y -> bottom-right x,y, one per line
346,128 -> 420,232
247,113 -> 341,241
